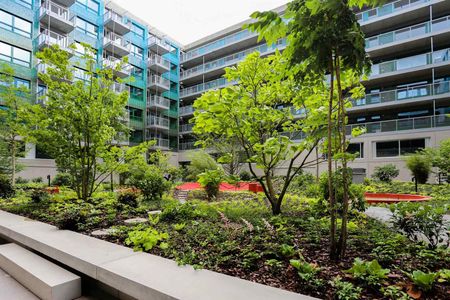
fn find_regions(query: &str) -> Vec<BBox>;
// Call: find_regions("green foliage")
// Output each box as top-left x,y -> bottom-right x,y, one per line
423,138 -> 450,175
52,173 -> 72,187
31,177 -> 43,183
390,202 -> 449,249
54,205 -> 84,231
290,258 -> 323,288
30,189 -> 49,203
198,168 -> 225,200
0,174 -> 14,199
117,189 -> 139,208
372,164 -> 399,183
380,286 -> 410,300
15,177 -> 28,184
331,276 -> 362,300
346,258 -> 389,286
173,223 -> 186,231
279,244 -> 296,258
371,234 -> 408,264
125,227 -> 169,251
29,44 -> 130,200
438,269 -> 450,283
405,153 -> 432,184
185,150 -> 220,181
239,170 -> 252,181
407,270 -> 438,291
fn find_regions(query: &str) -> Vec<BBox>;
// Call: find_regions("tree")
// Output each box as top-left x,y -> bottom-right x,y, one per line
185,150 -> 221,181
247,0 -> 375,259
28,44 -> 131,200
0,63 -> 30,185
193,52 -> 326,215
372,164 -> 399,183
405,153 -> 432,192
424,139 -> 450,177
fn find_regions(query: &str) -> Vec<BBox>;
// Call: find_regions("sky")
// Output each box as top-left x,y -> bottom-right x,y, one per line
111,0 -> 290,46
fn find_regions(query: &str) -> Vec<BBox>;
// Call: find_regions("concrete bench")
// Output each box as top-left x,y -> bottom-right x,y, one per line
0,243 -> 81,300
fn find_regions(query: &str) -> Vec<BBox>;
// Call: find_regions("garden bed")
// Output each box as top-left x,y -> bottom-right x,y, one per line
0,184 -> 449,299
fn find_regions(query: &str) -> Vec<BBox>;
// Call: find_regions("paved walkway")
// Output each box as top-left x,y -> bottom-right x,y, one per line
0,268 -> 38,300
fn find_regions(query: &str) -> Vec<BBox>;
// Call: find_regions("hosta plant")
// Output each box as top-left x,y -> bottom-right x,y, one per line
346,258 -> 389,286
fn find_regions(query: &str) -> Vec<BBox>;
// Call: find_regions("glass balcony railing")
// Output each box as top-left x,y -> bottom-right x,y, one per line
37,29 -> 71,50
356,0 -> 430,23
148,54 -> 170,69
179,105 -> 195,116
180,123 -> 194,133
147,95 -> 170,109
180,78 -> 234,98
346,115 -> 450,135
181,29 -> 257,63
103,55 -> 132,76
104,10 -> 130,30
148,36 -> 171,53
180,39 -> 286,80
111,82 -> 128,94
179,141 -> 199,150
147,115 -> 169,128
149,75 -> 170,89
104,32 -> 131,50
371,48 -> 450,76
366,16 -> 450,49
352,80 -> 450,106
148,137 -> 169,148
39,0 -> 75,24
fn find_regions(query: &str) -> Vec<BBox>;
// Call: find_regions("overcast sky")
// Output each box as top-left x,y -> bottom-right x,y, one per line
111,0 -> 289,46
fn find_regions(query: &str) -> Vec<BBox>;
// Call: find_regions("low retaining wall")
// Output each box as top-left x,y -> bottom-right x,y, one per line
0,210 -> 317,300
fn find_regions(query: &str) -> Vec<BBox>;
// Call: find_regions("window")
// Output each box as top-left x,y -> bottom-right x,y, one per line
129,86 -> 143,100
76,0 -> 99,14
0,10 -> 31,38
347,143 -> 364,158
36,144 -> 52,159
75,17 -> 98,38
376,139 -> 426,157
128,107 -> 143,120
130,44 -> 143,59
130,65 -> 143,79
131,24 -> 144,38
0,42 -> 31,67
14,77 -> 30,89
14,0 -> 32,9
74,68 -> 90,82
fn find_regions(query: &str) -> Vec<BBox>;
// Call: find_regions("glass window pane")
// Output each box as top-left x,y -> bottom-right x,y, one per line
14,17 -> 31,35
0,42 -> 11,58
400,139 -> 425,155
376,141 -> 399,157
13,47 -> 30,63
87,0 -> 99,13
0,10 -> 13,26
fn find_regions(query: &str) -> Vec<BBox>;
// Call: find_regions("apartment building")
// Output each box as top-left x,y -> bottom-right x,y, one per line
0,0 -> 180,178
178,0 -> 450,181
1,0 -> 449,181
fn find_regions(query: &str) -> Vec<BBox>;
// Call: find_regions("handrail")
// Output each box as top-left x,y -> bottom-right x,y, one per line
40,0 -> 75,22
147,95 -> 170,108
356,0 -> 429,23
148,54 -> 170,68
37,29 -> 69,48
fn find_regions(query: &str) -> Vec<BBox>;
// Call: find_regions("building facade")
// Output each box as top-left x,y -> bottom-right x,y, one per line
178,0 -> 450,181
0,0 -> 180,179
1,0 -> 449,181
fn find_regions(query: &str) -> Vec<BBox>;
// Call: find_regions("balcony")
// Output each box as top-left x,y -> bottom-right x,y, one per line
351,81 -> 450,108
37,30 -> 73,56
148,54 -> 170,73
346,115 -> 450,135
179,123 -> 194,134
104,10 -> 131,36
148,137 -> 170,150
35,89 -> 47,105
179,105 -> 195,116
36,62 -> 72,82
147,116 -> 170,131
52,0 -> 75,6
180,39 -> 286,83
103,56 -> 132,78
147,95 -> 170,111
103,32 -> 131,57
179,141 -> 199,151
356,0 -> 430,23
111,82 -> 129,94
148,75 -> 170,92
39,0 -> 75,33
179,78 -> 234,99
148,36 -> 171,54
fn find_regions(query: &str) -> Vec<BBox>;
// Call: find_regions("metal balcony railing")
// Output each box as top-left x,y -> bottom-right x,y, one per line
346,115 -> 450,135
179,141 -> 199,150
149,138 -> 170,148
352,81 -> 450,107
180,78 -> 234,98
37,29 -> 70,49
148,54 -> 170,68
104,10 -> 130,29
103,31 -> 130,49
179,123 -> 194,133
179,105 -> 195,116
366,16 -> 450,49
149,75 -> 170,89
103,55 -> 132,75
356,0 -> 430,23
39,0 -> 75,24
111,82 -> 129,94
147,95 -> 170,109
148,36 -> 171,53
147,116 -> 169,128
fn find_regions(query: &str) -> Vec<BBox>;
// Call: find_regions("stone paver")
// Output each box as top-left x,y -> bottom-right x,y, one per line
91,228 -> 118,237
123,218 -> 147,225
148,210 -> 162,215
0,268 -> 39,300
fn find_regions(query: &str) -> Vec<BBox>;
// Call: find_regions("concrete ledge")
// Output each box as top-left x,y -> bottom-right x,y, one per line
0,210 -> 317,300
0,243 -> 81,300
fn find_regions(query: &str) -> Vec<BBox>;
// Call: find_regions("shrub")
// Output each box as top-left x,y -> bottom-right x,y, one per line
31,177 -> 43,183
52,173 -> 72,187
185,150 -> 220,181
290,258 -> 323,288
117,189 -> 139,208
15,177 -> 28,184
346,258 -> 389,286
125,227 -> 169,251
0,175 -> 14,199
239,170 -> 252,181
128,165 -> 171,202
331,276 -> 362,300
407,270 -> 438,292
380,286 -> 410,300
198,168 -> 224,200
372,164 -> 399,183
390,202 -> 449,249
54,206 -> 84,231
290,171 -> 316,191
30,188 -> 49,203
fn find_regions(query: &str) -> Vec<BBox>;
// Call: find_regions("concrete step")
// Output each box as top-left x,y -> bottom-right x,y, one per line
0,243 -> 81,300
0,267 -> 39,300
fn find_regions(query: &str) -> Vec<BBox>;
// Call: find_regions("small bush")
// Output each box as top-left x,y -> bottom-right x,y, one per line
117,189 -> 139,208
346,258 -> 389,286
15,177 -> 28,184
239,170 -> 252,181
52,173 -> 72,187
405,153 -> 432,184
390,202 -> 449,249
372,164 -> 399,183
290,258 -> 323,288
54,206 -> 84,231
30,188 -> 49,203
198,168 -> 224,200
31,177 -> 43,183
331,276 -> 362,300
128,165 -> 171,202
0,175 -> 14,199
125,227 -> 169,251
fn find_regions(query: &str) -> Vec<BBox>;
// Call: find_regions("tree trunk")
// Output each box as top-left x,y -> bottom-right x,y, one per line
271,199 -> 281,215
316,145 -> 320,183
11,138 -> 16,186
327,59 -> 337,260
